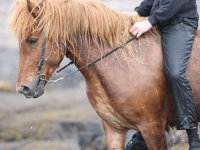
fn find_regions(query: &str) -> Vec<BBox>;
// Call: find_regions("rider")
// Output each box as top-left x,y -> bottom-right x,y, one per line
125,0 -> 200,150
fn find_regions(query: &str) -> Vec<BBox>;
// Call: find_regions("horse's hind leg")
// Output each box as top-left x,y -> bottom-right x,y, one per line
103,120 -> 127,150
139,121 -> 167,150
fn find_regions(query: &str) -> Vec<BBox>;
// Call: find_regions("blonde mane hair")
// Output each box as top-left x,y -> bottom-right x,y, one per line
10,0 -> 160,65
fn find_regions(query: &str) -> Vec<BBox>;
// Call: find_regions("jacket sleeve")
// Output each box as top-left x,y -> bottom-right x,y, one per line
135,0 -> 154,17
148,0 -> 187,26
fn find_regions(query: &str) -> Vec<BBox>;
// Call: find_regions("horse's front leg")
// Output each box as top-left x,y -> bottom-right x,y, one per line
103,120 -> 127,150
139,120 -> 167,150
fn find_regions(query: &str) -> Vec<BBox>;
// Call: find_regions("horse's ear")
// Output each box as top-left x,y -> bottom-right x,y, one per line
26,0 -> 43,18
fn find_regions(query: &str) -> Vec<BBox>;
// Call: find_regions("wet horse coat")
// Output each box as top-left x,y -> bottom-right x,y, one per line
10,0 -> 200,149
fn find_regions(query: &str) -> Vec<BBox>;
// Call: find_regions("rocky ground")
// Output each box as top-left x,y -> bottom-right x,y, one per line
0,0 -> 200,150
0,85 -> 106,150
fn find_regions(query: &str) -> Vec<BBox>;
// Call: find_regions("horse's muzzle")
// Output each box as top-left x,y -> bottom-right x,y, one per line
17,76 -> 45,98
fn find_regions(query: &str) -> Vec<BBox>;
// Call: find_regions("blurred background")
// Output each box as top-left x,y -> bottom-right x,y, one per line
0,0 -> 199,150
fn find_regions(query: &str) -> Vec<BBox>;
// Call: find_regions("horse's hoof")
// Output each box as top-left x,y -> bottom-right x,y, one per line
125,132 -> 148,150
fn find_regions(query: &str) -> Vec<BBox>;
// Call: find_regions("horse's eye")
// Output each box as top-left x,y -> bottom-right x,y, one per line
26,38 -> 38,45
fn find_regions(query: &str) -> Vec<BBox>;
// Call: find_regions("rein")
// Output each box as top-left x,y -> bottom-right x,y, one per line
37,35 -> 137,85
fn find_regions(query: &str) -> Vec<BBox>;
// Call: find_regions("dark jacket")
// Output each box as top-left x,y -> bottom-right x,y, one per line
135,0 -> 199,26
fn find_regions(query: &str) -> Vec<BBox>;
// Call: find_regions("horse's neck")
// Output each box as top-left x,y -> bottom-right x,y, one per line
66,38 -> 111,79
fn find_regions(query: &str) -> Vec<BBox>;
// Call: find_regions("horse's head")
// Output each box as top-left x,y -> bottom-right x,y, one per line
10,0 -> 136,98
13,0 -> 65,98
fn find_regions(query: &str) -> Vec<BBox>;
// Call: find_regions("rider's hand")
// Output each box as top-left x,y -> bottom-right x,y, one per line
129,20 -> 153,38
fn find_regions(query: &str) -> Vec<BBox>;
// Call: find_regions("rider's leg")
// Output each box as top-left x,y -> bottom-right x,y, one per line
160,18 -> 200,149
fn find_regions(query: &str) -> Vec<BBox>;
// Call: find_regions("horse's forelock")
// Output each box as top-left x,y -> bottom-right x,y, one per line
9,0 -> 45,40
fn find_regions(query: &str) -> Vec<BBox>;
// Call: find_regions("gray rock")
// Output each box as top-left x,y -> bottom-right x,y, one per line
60,121 -> 104,150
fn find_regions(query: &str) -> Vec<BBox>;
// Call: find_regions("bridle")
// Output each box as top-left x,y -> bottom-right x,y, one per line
35,35 -> 47,89
36,34 -> 137,86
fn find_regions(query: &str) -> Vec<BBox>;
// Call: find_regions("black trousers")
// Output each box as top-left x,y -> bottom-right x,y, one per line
159,18 -> 199,130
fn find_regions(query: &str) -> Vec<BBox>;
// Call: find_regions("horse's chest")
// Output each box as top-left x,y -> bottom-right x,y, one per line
87,86 -> 134,130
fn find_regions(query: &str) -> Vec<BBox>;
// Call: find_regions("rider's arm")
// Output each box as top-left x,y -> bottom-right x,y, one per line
148,0 -> 188,26
134,0 -> 154,17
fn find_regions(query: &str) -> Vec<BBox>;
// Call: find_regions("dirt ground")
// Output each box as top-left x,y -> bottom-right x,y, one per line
0,0 -> 200,150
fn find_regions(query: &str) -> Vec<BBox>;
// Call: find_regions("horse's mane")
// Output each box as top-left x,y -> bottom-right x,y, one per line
10,0 -> 160,64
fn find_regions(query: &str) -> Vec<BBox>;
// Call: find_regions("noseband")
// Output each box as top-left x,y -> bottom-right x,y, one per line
36,34 -> 137,85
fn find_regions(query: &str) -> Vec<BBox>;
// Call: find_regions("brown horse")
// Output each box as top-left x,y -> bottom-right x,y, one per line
10,0 -> 200,149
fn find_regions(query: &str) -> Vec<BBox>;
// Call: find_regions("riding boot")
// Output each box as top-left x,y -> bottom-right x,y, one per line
125,132 -> 147,150
187,128 -> 200,150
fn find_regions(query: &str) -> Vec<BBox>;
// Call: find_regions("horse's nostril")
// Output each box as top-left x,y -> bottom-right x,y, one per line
19,86 -> 31,95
